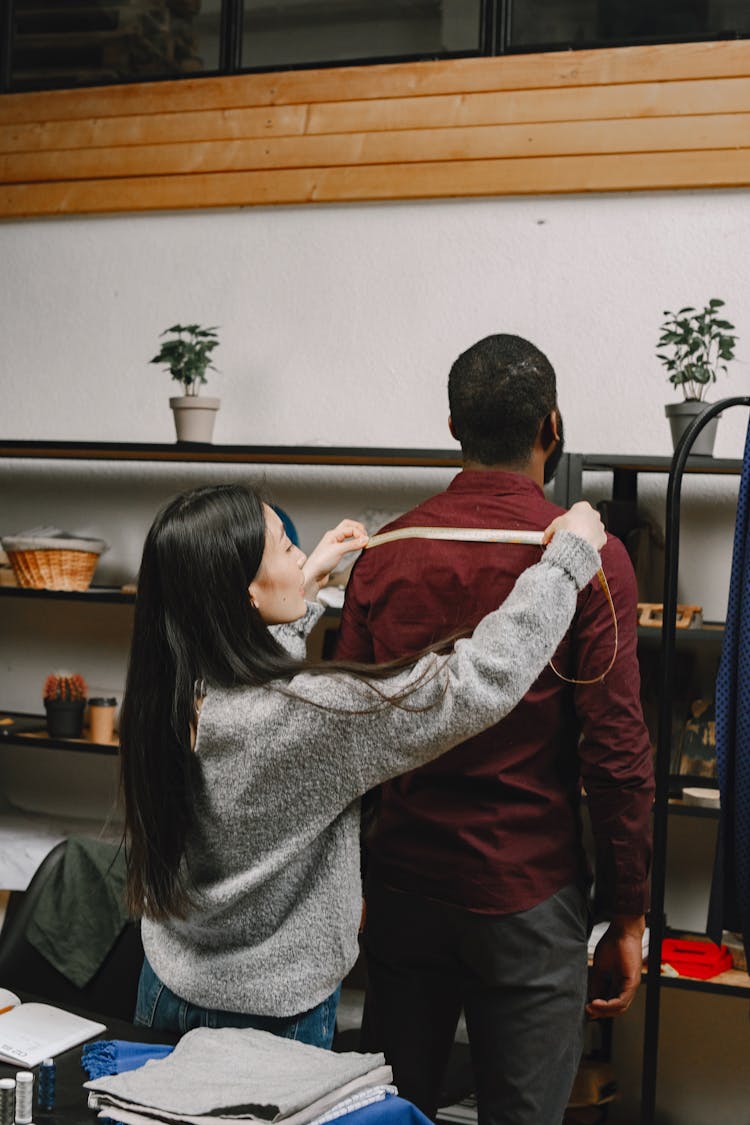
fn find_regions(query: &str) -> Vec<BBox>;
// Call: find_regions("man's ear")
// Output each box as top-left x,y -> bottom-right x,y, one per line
539,409 -> 560,453
448,415 -> 458,441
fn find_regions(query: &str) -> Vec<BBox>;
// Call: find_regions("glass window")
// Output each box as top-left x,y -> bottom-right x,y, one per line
10,0 -> 222,92
4,0 -> 749,95
508,0 -> 750,50
241,0 -> 482,70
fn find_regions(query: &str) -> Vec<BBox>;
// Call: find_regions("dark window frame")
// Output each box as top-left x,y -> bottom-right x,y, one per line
1,0 -> 748,95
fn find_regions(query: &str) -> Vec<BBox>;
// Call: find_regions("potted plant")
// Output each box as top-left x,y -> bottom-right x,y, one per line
43,671 -> 88,739
657,298 -> 737,456
150,324 -> 221,443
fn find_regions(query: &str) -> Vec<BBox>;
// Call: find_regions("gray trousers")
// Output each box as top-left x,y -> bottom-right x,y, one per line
361,880 -> 589,1125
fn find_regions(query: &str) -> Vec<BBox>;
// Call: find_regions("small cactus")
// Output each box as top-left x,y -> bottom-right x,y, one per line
43,671 -> 88,703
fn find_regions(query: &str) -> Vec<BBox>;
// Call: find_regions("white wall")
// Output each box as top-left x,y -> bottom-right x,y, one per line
1,188 -> 749,1120
2,189 -> 749,606
1,191 -> 747,453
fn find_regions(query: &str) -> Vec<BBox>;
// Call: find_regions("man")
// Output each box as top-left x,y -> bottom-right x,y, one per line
336,335 -> 654,1125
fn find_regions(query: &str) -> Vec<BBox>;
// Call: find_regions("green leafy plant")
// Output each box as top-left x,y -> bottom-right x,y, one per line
150,324 -> 220,395
43,671 -> 87,702
657,299 -> 736,402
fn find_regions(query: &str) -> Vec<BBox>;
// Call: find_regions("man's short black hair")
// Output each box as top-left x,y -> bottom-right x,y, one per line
448,334 -> 557,467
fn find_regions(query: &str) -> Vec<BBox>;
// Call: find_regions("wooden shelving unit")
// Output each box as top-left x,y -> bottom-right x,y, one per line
657,964 -> 749,998
0,584 -> 135,604
3,436 -> 749,1103
560,423 -> 750,1121
0,710 -> 118,755
556,451 -> 744,511
0,439 -> 463,469
631,399 -> 750,1124
0,439 -> 463,772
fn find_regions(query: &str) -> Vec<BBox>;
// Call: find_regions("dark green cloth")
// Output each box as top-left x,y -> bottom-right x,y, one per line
27,836 -> 130,988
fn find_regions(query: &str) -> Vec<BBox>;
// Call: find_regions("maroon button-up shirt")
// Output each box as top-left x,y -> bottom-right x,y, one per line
336,471 -> 654,917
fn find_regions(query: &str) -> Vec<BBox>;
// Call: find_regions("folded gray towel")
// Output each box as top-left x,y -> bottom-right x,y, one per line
85,1027 -> 389,1121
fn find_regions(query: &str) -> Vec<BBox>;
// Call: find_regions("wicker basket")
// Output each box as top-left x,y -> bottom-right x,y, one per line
1,534 -> 108,592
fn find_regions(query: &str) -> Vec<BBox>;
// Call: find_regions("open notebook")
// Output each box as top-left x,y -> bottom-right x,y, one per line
0,989 -> 106,1067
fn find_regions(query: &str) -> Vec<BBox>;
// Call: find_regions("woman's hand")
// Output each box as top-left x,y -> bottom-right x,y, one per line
303,519 -> 369,600
542,501 -> 606,551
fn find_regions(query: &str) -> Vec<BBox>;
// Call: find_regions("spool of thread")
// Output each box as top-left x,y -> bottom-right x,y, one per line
37,1059 -> 55,1112
14,1072 -> 32,1125
0,1078 -> 15,1125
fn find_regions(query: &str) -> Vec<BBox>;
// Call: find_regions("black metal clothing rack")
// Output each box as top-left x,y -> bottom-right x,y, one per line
640,396 -> 750,1125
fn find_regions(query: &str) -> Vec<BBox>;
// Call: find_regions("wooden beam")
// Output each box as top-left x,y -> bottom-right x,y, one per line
3,71 -> 749,156
2,40 -> 750,217
0,104 -> 308,154
3,114 -> 750,185
2,148 -> 749,218
307,77 -> 750,135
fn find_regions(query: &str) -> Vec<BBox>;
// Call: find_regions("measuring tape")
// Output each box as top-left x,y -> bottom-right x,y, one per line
365,526 -> 617,685
367,526 -> 546,548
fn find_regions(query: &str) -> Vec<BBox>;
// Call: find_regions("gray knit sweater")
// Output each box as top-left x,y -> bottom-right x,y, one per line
142,530 -> 599,1017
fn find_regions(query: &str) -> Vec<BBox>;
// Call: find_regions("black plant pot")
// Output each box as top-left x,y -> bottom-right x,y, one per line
44,699 -> 85,738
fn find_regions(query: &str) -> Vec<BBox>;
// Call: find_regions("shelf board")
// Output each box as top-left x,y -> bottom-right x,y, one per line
0,442 -> 742,473
650,931 -> 749,996
582,791 -> 720,819
667,798 -> 720,819
657,966 -> 750,998
0,711 -> 119,756
581,453 -> 744,475
588,958 -> 749,998
637,621 -> 725,641
0,440 -> 463,469
0,584 -> 135,604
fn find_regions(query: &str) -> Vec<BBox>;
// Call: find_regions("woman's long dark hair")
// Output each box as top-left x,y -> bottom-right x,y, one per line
121,484 -> 451,921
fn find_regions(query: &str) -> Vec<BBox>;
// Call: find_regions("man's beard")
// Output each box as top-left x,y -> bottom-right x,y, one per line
543,412 -> 565,484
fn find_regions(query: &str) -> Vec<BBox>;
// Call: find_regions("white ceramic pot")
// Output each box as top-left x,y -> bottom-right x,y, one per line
169,396 -> 220,443
664,400 -> 720,457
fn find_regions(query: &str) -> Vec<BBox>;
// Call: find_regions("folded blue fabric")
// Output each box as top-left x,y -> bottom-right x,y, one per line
330,1094 -> 433,1125
82,1040 -> 174,1080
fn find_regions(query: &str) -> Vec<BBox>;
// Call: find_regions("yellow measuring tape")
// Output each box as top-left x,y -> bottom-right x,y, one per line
365,526 -> 618,685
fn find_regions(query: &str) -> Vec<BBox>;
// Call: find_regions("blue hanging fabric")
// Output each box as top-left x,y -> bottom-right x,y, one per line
708,412 -> 750,964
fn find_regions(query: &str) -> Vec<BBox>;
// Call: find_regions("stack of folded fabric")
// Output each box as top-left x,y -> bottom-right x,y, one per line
84,1027 -> 395,1125
660,937 -> 732,979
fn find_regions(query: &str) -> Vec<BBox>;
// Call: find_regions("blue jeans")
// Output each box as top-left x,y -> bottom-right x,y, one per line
134,957 -> 340,1049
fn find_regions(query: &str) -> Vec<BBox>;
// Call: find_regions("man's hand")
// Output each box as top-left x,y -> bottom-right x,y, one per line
303,519 -> 369,601
586,915 -> 645,1020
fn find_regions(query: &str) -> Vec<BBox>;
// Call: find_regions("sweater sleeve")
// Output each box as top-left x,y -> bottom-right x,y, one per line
269,601 -> 325,659
283,530 -> 601,806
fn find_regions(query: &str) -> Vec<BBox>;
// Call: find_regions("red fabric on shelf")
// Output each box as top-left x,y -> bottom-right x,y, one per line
661,938 -> 733,979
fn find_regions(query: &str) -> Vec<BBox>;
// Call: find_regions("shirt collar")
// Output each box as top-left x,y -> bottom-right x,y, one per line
447,469 -> 546,500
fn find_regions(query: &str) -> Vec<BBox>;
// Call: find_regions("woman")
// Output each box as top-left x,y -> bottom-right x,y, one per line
121,483 -> 605,1045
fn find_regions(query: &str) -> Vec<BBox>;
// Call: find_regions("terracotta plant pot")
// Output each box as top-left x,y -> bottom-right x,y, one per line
169,396 -> 220,443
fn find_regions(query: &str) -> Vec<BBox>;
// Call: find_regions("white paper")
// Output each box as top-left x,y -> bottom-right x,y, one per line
0,1001 -> 105,1067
